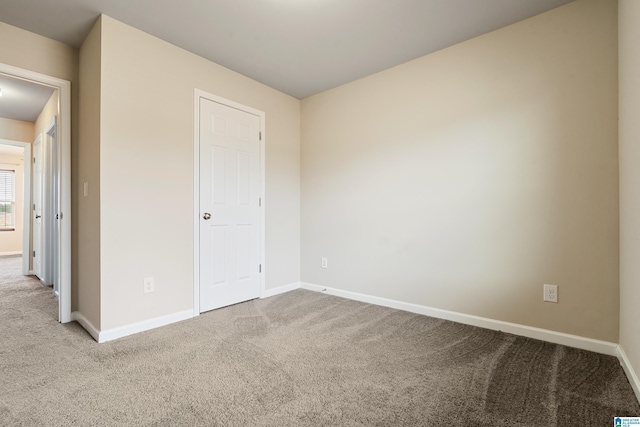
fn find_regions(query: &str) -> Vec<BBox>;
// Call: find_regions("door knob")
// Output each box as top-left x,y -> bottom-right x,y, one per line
35,215 -> 42,219
203,212 -> 211,220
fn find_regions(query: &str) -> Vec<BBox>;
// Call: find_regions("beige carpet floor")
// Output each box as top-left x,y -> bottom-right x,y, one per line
1,255 -> 638,426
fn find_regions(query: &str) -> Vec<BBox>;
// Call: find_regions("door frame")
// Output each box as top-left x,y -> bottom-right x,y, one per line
193,89 -> 266,316
0,63 -> 71,324
44,116 -> 59,292
0,138 -> 31,276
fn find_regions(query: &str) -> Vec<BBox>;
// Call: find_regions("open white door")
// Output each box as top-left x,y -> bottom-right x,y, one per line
45,117 -> 59,297
33,134 -> 43,280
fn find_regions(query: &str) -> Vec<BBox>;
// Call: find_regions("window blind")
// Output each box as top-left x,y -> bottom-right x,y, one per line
0,169 -> 16,230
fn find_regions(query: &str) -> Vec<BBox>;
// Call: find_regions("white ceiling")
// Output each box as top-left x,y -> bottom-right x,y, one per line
0,0 -> 574,99
0,75 -> 55,123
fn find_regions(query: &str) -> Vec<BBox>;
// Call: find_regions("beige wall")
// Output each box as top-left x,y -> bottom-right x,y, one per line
77,18 -> 102,329
98,16 -> 300,330
0,114 -> 29,250
0,21 -> 76,83
301,0 -> 618,341
34,91 -> 58,142
619,0 -> 640,393
0,154 -> 24,254
0,118 -> 34,143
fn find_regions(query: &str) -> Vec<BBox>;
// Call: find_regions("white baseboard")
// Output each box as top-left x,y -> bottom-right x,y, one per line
262,282 -> 301,299
0,251 -> 22,256
73,309 -> 193,343
71,311 -> 100,342
618,345 -> 640,403
98,310 -> 194,343
299,282 -> 618,356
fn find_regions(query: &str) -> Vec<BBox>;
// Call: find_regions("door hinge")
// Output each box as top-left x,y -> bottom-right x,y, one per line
259,131 -> 262,141
33,251 -> 36,258
33,204 -> 36,211
259,264 -> 262,273
259,198 -> 262,207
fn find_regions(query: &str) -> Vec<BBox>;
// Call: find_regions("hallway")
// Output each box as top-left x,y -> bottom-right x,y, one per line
0,255 -> 57,324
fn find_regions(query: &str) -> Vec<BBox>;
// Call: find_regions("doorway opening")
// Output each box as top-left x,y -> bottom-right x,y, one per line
0,140 -> 30,275
0,63 -> 71,323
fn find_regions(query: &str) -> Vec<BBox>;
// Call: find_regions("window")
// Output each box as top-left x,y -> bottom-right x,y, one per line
0,169 -> 16,231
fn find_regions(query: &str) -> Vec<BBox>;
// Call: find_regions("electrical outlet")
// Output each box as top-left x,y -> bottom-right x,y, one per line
543,284 -> 557,303
321,257 -> 328,269
144,277 -> 155,293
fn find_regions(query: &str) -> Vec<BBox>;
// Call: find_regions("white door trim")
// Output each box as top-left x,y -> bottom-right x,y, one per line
0,63 -> 72,324
33,134 -> 43,280
0,138 -> 31,276
193,89 -> 266,316
44,117 -> 59,294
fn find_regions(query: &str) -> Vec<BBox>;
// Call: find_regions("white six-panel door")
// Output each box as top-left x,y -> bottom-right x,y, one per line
199,98 -> 261,312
